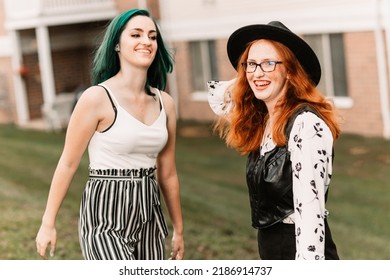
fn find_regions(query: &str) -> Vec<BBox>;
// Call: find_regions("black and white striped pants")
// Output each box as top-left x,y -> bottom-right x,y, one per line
78,168 -> 168,260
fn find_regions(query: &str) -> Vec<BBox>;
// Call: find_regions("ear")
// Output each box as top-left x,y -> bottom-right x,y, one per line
115,44 -> 120,52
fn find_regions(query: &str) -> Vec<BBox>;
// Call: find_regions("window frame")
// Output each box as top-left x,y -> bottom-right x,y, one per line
304,33 -> 353,109
189,40 -> 218,101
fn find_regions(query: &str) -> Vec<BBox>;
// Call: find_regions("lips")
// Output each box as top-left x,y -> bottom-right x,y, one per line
254,80 -> 270,87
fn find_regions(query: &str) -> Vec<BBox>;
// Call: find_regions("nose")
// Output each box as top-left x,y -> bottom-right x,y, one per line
141,35 -> 152,45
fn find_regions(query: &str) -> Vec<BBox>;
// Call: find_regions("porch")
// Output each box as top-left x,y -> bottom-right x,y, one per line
4,0 -> 118,130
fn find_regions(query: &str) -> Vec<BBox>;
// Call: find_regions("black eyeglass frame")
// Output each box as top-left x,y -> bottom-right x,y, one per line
241,61 -> 283,73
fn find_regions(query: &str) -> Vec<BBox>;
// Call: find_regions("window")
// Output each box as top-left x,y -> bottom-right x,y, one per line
189,40 -> 218,97
304,34 -> 350,105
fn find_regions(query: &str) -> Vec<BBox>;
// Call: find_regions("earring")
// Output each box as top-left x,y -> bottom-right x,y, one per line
115,44 -> 120,52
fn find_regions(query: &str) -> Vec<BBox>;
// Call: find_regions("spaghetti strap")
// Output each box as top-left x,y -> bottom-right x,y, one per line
98,84 -> 117,112
98,84 -> 117,132
155,89 -> 164,111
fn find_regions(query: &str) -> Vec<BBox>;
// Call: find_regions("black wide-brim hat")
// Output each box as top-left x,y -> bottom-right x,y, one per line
227,21 -> 321,85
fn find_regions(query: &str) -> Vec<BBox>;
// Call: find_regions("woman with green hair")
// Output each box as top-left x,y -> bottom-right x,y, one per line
36,9 -> 184,260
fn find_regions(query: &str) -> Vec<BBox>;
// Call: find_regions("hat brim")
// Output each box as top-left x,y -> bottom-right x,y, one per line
227,24 -> 321,85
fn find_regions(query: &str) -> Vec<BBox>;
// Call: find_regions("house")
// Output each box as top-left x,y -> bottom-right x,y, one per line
0,0 -> 158,130
160,0 -> 390,139
1,0 -> 390,139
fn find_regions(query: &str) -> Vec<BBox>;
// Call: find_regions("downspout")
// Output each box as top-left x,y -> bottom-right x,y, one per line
375,0 -> 390,139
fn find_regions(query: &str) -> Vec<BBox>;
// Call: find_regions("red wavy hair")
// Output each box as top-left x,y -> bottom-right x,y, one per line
214,40 -> 341,155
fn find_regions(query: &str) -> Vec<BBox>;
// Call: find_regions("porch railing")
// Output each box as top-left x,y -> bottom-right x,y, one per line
5,0 -> 115,20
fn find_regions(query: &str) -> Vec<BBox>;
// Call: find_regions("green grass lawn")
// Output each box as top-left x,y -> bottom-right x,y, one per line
0,121 -> 389,260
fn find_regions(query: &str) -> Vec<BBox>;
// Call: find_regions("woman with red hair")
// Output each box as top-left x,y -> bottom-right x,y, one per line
208,21 -> 341,260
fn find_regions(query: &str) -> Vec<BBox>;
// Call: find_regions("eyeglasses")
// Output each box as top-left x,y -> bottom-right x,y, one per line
241,61 -> 283,73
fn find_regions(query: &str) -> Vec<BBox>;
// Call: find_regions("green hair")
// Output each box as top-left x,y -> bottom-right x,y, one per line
91,9 -> 173,94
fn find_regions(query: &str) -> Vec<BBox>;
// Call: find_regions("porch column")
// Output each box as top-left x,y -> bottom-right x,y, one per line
35,25 -> 56,111
9,30 -> 29,125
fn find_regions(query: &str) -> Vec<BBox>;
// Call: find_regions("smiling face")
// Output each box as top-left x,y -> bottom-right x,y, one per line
118,15 -> 158,69
245,40 -> 289,110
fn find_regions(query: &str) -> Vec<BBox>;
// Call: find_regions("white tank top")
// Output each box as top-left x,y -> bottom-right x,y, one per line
88,84 -> 168,170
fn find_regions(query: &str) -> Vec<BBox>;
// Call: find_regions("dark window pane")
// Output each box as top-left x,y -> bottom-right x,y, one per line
330,34 -> 348,97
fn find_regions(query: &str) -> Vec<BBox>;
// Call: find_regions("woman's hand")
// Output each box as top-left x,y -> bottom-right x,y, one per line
170,231 -> 184,260
35,223 -> 57,259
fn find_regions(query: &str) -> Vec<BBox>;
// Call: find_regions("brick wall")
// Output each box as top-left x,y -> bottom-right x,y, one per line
147,0 -> 160,19
172,41 -> 215,121
23,53 -> 42,119
216,38 -> 236,80
173,38 -> 236,122
174,32 -> 388,137
52,47 -> 93,93
113,0 -> 138,13
114,0 -> 160,18
341,31 -> 384,137
23,46 -> 93,119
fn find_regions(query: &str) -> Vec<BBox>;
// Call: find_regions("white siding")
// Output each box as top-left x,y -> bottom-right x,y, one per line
4,0 -> 117,30
160,0 -> 384,40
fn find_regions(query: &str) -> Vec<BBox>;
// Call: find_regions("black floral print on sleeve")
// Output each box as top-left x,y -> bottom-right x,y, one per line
289,112 -> 333,260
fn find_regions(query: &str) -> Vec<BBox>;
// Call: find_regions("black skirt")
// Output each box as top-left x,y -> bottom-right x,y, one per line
257,219 -> 339,260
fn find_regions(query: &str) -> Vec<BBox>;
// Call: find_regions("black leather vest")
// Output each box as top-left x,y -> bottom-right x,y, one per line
246,105 -> 323,229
